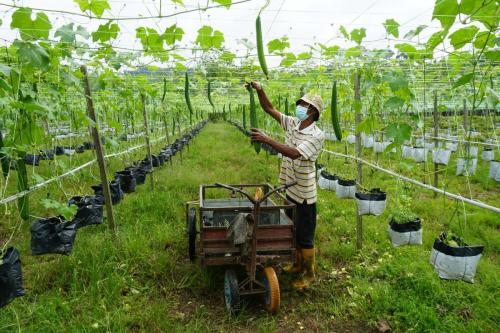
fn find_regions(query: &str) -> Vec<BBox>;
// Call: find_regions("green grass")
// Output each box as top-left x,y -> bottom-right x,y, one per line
0,122 -> 498,332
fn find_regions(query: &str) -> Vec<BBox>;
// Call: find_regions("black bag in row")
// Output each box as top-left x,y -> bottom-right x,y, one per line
0,247 -> 25,308
31,216 -> 77,255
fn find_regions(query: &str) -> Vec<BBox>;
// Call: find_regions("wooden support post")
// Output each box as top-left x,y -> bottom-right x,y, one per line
354,72 -> 363,251
141,93 -> 154,190
80,65 -> 116,237
433,92 -> 439,198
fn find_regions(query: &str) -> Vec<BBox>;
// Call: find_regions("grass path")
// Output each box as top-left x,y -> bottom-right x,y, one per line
0,122 -> 498,332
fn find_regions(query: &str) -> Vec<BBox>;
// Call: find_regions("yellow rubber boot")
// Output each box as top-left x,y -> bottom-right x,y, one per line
292,248 -> 315,289
283,247 -> 302,274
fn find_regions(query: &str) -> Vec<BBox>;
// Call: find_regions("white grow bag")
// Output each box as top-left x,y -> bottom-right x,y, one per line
432,149 -> 452,165
489,160 -> 500,181
456,158 -> 478,176
481,149 -> 494,162
446,141 -> 458,152
63,148 -> 75,156
412,147 -> 427,163
465,146 -> 479,158
429,236 -> 483,283
336,178 -> 356,199
318,170 -> 337,191
402,145 -> 413,159
355,189 -> 387,216
346,134 -> 356,144
388,218 -> 422,247
424,142 -> 435,150
362,134 -> 374,148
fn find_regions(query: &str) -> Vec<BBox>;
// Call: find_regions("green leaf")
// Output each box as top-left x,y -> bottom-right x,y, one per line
171,0 -> 183,4
11,8 -> 52,40
74,0 -> 111,18
449,26 -> 479,49
484,50 -> 500,62
267,37 -> 290,54
383,19 -> 400,38
403,25 -> 427,39
426,30 -> 446,51
473,31 -> 495,49
55,23 -> 88,43
452,72 -> 473,89
92,21 -> 119,42
318,44 -> 340,58
163,24 -> 184,45
14,40 -> 50,71
384,96 -> 405,109
345,46 -> 361,57
297,52 -> 311,60
339,25 -> 350,40
432,0 -> 458,30
136,27 -> 164,52
384,123 -> 412,147
280,53 -> 297,67
195,25 -> 224,50
461,0 -> 499,29
212,0 -> 232,9
350,28 -> 366,45
219,50 -> 235,62
395,43 -> 418,58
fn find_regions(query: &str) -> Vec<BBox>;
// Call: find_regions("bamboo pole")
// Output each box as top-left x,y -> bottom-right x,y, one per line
354,72 -> 363,251
141,93 -> 154,190
433,92 -> 439,198
80,65 -> 116,237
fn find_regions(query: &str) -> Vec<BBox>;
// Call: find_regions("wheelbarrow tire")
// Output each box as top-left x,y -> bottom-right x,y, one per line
187,208 -> 197,261
224,269 -> 240,314
263,266 -> 280,314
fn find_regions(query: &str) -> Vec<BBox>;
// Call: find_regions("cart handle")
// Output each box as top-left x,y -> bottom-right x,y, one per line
214,182 -> 297,204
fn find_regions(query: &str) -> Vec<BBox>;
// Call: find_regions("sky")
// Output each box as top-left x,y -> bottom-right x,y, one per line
0,0 -> 442,67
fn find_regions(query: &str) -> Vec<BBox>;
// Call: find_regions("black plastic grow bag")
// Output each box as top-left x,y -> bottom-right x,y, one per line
0,247 -> 25,308
82,141 -> 93,150
355,188 -> 386,201
151,155 -> 160,167
432,238 -> 484,257
55,146 -> 65,155
68,195 -> 103,228
389,218 -> 422,232
39,149 -> 54,160
75,145 -> 85,154
115,170 -> 137,193
31,217 -> 77,255
320,170 -> 338,180
24,154 -> 41,166
91,181 -> 124,205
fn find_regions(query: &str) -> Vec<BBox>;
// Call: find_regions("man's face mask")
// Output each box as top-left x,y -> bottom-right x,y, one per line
295,105 -> 309,121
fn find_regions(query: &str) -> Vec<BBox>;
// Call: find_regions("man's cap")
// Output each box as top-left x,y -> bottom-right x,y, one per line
296,94 -> 324,114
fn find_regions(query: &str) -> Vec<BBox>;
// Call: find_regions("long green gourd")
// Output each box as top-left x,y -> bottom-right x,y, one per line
284,96 -> 289,116
246,85 -> 260,154
207,80 -> 215,112
242,104 -> 247,129
331,81 -> 342,141
255,1 -> 270,80
17,152 -> 29,220
184,72 -> 193,125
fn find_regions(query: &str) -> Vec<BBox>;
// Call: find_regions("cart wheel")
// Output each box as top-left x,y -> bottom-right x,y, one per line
187,207 -> 197,262
262,266 -> 280,314
224,269 -> 240,314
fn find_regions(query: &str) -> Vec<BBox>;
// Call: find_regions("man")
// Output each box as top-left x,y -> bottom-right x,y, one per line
247,81 -> 325,290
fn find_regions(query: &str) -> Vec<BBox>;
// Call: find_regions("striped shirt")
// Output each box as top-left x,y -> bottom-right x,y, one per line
279,114 -> 325,204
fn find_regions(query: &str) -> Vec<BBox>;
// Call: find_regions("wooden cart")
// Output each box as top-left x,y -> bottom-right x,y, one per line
185,183 -> 297,314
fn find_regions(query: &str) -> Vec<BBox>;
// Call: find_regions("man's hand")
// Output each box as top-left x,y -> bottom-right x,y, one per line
245,81 -> 262,91
250,128 -> 269,144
